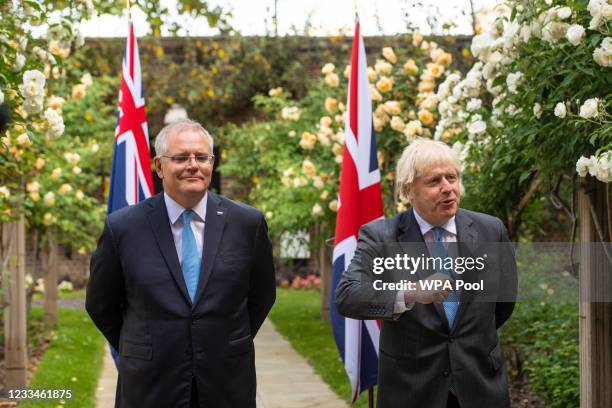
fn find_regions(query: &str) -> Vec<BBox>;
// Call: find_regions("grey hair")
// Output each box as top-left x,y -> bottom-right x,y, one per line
395,138 -> 463,202
154,118 -> 214,157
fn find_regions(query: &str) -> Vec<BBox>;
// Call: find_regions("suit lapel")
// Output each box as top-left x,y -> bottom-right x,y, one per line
146,193 -> 191,305
192,193 -> 226,307
450,209 -> 478,333
397,209 -> 448,328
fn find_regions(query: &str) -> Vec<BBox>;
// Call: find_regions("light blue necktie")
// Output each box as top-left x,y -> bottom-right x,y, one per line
181,210 -> 201,302
431,226 -> 460,328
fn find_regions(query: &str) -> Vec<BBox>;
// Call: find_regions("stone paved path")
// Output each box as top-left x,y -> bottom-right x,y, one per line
95,319 -> 348,408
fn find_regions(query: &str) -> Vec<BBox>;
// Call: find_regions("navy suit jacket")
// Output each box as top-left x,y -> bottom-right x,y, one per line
86,192 -> 276,408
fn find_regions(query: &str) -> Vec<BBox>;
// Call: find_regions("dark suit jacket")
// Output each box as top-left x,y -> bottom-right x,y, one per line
86,192 -> 276,408
335,208 -> 517,408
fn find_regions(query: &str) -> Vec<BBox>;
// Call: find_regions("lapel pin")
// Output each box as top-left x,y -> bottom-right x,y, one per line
217,210 -> 223,216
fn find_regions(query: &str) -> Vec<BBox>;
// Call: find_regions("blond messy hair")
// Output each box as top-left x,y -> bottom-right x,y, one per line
395,138 -> 463,202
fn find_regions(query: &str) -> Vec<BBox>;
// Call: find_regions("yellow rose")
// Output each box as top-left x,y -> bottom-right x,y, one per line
59,183 -> 72,195
325,73 -> 339,87
367,67 -> 377,82
321,63 -> 335,75
324,97 -> 337,113
412,31 -> 423,46
72,84 -> 87,99
373,117 -> 383,132
418,80 -> 435,93
343,65 -> 351,79
35,157 -> 45,170
16,133 -> 31,147
426,63 -> 444,78
382,47 -> 397,64
436,52 -> 452,66
403,59 -> 418,75
320,116 -> 333,128
51,168 -> 62,180
418,109 -> 434,125
370,85 -> 383,101
390,116 -> 406,133
376,76 -> 393,93
375,59 -> 392,75
328,199 -> 338,212
383,101 -> 401,116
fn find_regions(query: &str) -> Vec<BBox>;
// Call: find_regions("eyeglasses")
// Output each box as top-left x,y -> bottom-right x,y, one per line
161,154 -> 215,165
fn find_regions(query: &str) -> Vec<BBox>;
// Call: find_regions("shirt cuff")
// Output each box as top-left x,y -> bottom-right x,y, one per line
393,290 -> 415,314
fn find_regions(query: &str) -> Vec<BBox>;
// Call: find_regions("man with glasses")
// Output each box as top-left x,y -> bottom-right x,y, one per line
87,119 -> 276,408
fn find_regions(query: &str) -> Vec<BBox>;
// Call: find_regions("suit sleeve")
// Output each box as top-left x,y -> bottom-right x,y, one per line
334,223 -> 398,320
86,217 -> 125,350
248,214 -> 276,337
495,218 -> 517,329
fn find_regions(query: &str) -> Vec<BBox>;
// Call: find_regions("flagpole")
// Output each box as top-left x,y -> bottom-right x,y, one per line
126,0 -> 131,20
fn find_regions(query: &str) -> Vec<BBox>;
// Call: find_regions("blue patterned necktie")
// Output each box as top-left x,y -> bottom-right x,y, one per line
181,210 -> 201,302
431,226 -> 460,328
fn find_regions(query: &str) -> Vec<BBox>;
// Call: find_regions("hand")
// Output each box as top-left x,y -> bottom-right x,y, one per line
404,272 -> 453,305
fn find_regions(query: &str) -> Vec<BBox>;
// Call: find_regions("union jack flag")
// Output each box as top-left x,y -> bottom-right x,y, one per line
107,21 -> 154,213
330,20 -> 384,402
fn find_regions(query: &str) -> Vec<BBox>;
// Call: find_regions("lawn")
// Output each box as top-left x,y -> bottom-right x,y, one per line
19,307 -> 106,408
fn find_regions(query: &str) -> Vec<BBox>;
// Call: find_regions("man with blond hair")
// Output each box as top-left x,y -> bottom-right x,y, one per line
335,139 -> 516,408
87,119 -> 276,407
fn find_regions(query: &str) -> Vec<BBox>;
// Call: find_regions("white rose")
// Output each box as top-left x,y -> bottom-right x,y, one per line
557,7 -> 572,20
594,155 -> 612,183
466,98 -> 482,112
75,190 -> 84,200
520,25 -> 531,43
566,24 -> 586,46
0,186 -> 10,199
576,155 -> 594,177
554,102 -> 567,118
468,119 -> 486,135
579,98 -> 599,119
12,54 -> 25,72
506,71 -> 522,94
312,203 -> 323,216
533,103 -> 542,119
593,37 -> 612,67
44,107 -> 65,137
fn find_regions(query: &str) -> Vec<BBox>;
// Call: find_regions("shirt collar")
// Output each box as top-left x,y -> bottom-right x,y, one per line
164,192 -> 208,225
412,208 -> 457,236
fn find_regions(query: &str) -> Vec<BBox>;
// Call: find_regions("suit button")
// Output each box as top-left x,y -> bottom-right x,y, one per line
448,337 -> 454,343
443,370 -> 450,377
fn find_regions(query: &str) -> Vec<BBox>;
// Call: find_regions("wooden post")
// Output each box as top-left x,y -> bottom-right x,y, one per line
2,214 -> 28,388
578,178 -> 612,408
44,231 -> 58,328
319,232 -> 332,321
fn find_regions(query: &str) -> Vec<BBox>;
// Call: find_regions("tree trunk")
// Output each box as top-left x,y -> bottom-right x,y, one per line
578,178 -> 612,408
2,215 -> 28,388
44,231 -> 58,329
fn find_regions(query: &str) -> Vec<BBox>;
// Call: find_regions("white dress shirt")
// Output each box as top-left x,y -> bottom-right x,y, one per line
394,210 -> 457,314
164,192 -> 207,264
